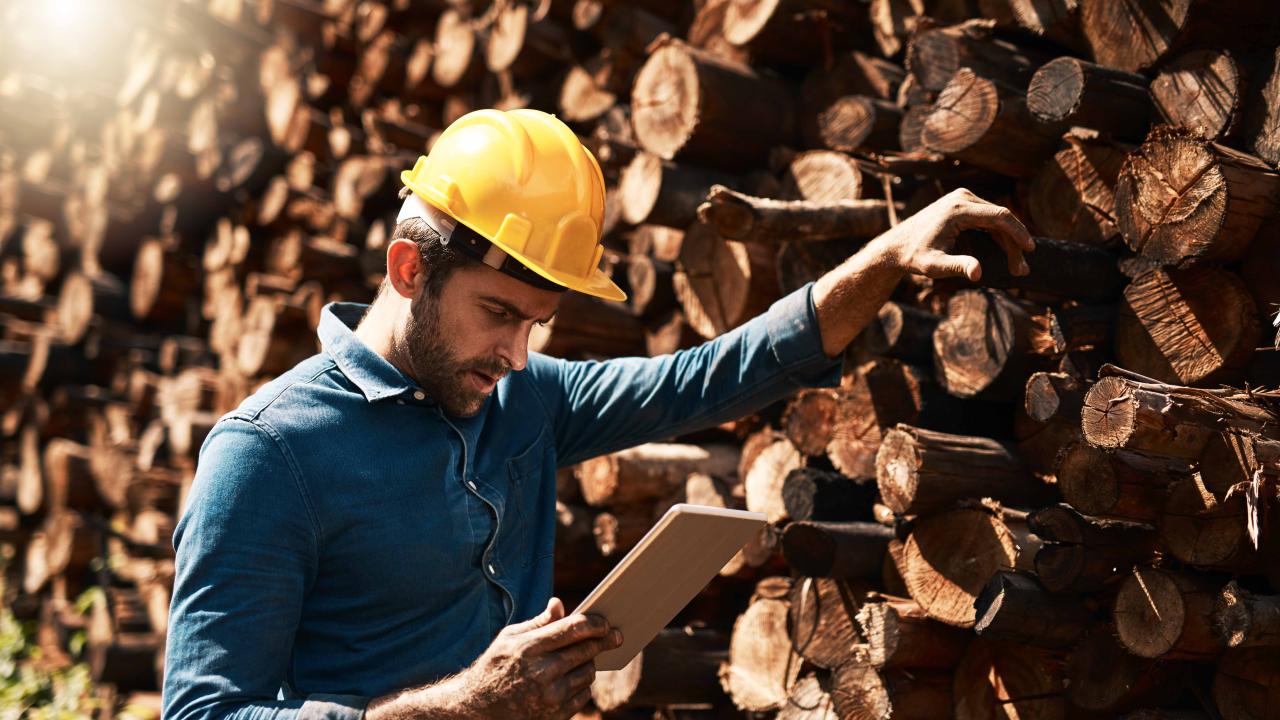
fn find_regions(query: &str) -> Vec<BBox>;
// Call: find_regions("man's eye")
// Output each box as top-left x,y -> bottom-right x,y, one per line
486,306 -> 508,319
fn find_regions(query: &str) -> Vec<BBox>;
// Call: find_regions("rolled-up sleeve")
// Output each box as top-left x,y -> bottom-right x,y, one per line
162,418 -> 367,720
528,282 -> 842,466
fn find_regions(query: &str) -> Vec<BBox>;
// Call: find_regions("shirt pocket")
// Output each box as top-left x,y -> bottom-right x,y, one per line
501,429 -> 554,568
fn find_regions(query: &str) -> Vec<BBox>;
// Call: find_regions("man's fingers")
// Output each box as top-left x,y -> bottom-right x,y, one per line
562,687 -> 592,719
958,202 -> 1034,276
564,662 -> 596,695
526,612 -> 612,654
505,597 -> 565,635
917,250 -> 981,281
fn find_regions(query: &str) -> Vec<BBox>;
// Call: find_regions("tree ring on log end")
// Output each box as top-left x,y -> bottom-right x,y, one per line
1054,442 -> 1120,516
874,427 -> 919,515
631,43 -> 700,161
1080,376 -> 1138,450
903,507 -> 1017,628
722,0 -> 781,47
1026,57 -> 1085,123
921,70 -> 998,155
1113,568 -> 1186,658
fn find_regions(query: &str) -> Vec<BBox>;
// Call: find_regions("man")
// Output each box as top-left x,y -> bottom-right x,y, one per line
162,109 -> 1031,720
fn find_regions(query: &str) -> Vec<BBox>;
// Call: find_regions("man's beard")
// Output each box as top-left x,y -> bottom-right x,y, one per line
390,290 -> 509,418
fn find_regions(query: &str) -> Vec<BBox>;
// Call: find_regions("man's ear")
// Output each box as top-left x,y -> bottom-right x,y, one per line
385,239 -> 424,300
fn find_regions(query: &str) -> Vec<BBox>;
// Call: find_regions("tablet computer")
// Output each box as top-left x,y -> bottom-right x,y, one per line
572,503 -> 767,671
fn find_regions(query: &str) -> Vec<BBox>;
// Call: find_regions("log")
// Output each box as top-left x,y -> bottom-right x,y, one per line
719,577 -> 798,712
875,424 -> 1047,516
589,628 -> 726,711
235,294 -> 314,377
780,150 -> 862,203
1026,129 -> 1128,247
815,96 -> 904,153
777,673 -> 838,720
1116,125 -> 1280,267
56,271 -> 130,345
1066,629 -> 1177,714
1150,49 -> 1243,142
721,0 -> 859,68
931,289 -> 1045,402
625,254 -> 676,320
783,389 -> 843,457
671,221 -> 777,340
1158,475 -> 1259,573
1115,266 -> 1259,386
921,68 -> 1060,178
787,577 -> 864,670
959,232 -> 1124,303
905,19 -> 1048,91
592,511 -> 649,557
740,431 -> 804,525
1212,648 -> 1280,720
1080,373 -> 1280,458
618,153 -> 740,228
1026,57 -> 1150,140
431,8 -> 484,89
630,39 -> 795,170
901,507 -> 1019,628
130,237 -> 199,325
1028,503 -> 1158,592
779,468 -> 877,524
696,186 -> 895,244
858,302 -> 937,366
781,520 -> 893,580
1212,581 -> 1280,649
977,0 -> 1082,50
854,595 -> 969,670
1077,0 -> 1191,72
1242,45 -> 1280,168
972,570 -> 1089,649
485,0 -> 573,77
1113,567 -> 1221,660
576,442 -> 738,507
952,639 -> 1065,720
830,663 -> 953,720
1015,371 -> 1085,479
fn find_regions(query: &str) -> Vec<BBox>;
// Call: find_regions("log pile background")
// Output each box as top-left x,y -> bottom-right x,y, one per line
2,0 -> 1280,717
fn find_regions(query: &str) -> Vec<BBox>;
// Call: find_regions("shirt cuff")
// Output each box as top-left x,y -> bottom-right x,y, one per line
764,282 -> 843,387
299,694 -> 370,720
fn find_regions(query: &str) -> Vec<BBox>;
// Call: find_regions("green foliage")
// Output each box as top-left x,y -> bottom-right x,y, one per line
0,585 -> 102,720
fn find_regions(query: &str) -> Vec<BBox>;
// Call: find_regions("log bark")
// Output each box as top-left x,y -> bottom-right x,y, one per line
875,424 -> 1047,516
576,442 -> 738,507
1026,57 -> 1150,140
619,153 -> 740,229
1116,125 -> 1280,267
1115,266 -> 1259,386
672,221 -> 777,340
858,302 -> 937,366
1242,45 -> 1280,168
1026,129 -> 1128,247
590,627 -> 726,711
1028,503 -> 1157,592
972,570 -> 1089,649
901,506 -> 1019,628
631,39 -> 795,170
959,232 -> 1124,303
921,68 -> 1060,178
977,0 -> 1082,50
781,520 -> 893,580
854,594 -> 969,669
697,186 -> 895,244
1113,567 -> 1221,660
780,468 -> 878,524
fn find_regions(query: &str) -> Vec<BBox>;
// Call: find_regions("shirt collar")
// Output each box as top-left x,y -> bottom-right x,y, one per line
318,302 -> 418,402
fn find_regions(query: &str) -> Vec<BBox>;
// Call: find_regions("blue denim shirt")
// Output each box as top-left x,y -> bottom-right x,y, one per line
161,282 -> 841,720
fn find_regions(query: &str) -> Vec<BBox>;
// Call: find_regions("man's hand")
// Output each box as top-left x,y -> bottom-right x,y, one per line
812,188 -> 1034,357
450,597 -> 620,719
874,188 -> 1034,280
365,598 -> 622,720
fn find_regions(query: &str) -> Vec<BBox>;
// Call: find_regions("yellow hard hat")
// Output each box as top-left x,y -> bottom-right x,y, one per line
400,108 -> 626,302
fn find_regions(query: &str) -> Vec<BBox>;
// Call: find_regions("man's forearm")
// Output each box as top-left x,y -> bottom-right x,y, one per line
364,675 -> 466,720
811,236 -> 904,358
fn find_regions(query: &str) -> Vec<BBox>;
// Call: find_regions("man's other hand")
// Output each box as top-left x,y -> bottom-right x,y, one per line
875,188 -> 1034,281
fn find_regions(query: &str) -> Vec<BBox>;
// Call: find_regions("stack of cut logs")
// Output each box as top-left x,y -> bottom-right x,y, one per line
3,0 -> 1280,717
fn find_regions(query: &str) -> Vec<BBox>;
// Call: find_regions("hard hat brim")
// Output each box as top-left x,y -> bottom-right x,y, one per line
492,236 -> 628,302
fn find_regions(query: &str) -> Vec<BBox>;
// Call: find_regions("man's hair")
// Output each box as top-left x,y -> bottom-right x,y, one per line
387,186 -> 472,299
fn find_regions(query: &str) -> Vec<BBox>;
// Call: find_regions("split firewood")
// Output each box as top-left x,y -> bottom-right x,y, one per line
787,576 -> 865,670
1026,57 -> 1150,140
1113,567 -> 1222,660
1028,503 -> 1157,592
972,570 -> 1089,649
1116,125 -> 1280,267
1026,129 -> 1128,247
1150,49 -> 1244,143
959,232 -> 1124,303
696,186 -> 896,244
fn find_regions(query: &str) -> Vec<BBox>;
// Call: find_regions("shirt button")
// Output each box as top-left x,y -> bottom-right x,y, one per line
466,479 -> 477,491
413,390 -> 425,401
487,563 -> 496,575
395,399 -> 404,405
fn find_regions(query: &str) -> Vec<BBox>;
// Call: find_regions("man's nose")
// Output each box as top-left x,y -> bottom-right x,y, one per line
499,326 -> 530,372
